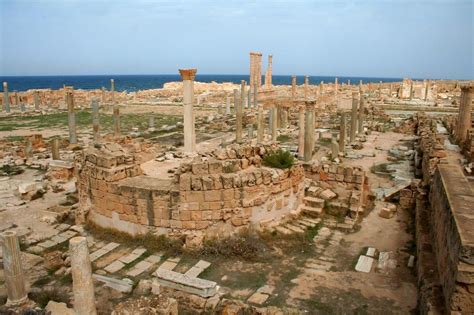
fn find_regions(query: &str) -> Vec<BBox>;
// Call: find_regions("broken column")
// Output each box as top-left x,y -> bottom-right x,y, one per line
358,94 -> 365,134
111,79 -> 120,138
304,76 -> 309,99
67,91 -> 77,144
409,80 -> 413,100
456,85 -> 473,144
110,79 -> 115,103
51,138 -> 60,160
179,68 -> 197,153
226,96 -> 231,115
91,99 -> 100,143
101,87 -> 106,104
335,77 -> 338,99
2,231 -> 28,306
69,237 -> 97,315
304,101 -> 315,162
350,92 -> 358,143
291,76 -> 297,100
257,103 -> 264,143
298,105 -> 305,159
271,106 -> 278,141
3,82 -> 10,113
339,112 -> 346,153
331,135 -> 339,159
34,90 -> 40,110
424,80 -> 430,101
265,54 -> 273,88
247,88 -> 251,109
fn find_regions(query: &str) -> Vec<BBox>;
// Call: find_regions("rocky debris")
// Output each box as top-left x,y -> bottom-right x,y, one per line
45,301 -> 74,315
111,295 -> 178,315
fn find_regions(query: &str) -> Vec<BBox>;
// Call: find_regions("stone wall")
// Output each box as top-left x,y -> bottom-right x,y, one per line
77,143 -> 305,244
429,165 -> 474,312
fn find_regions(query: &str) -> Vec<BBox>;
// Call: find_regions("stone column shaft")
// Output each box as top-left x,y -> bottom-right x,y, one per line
91,99 -> 100,143
358,94 -> 365,134
298,105 -> 305,159
350,92 -> 358,143
257,104 -> 264,143
424,80 -> 430,101
457,86 -> 473,143
253,83 -> 258,111
34,91 -> 40,110
304,102 -> 315,162
2,231 -> 28,306
235,88 -> 243,143
339,113 -> 346,152
409,80 -> 413,100
304,76 -> 309,99
249,53 -> 255,88
70,237 -> 97,315
256,53 -> 263,88
226,96 -> 231,115
51,138 -> 60,160
265,55 -> 273,88
271,107 -> 278,141
247,88 -> 251,109
179,69 -> 197,153
67,92 -> 77,144
110,79 -> 115,103
3,82 -> 10,113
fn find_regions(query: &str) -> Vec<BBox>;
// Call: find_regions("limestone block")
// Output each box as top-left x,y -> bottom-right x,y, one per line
192,162 -> 208,175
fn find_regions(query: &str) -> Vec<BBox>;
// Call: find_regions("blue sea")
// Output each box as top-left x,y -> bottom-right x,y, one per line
0,74 -> 402,92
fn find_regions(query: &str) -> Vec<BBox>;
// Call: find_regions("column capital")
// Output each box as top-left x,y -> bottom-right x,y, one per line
305,100 -> 316,110
179,69 -> 197,81
3,82 -> 7,88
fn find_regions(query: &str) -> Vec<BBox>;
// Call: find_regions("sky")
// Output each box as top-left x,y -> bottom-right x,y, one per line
0,0 -> 472,79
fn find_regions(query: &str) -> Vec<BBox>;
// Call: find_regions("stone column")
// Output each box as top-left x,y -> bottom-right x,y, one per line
304,76 -> 309,99
249,52 -> 256,88
179,69 -> 197,153
319,82 -> 323,95
235,87 -> 243,143
113,105 -> 120,138
350,92 -> 358,143
91,99 -> 100,143
298,105 -> 305,159
240,80 -> 246,112
456,85 -> 474,143
331,136 -> 339,159
3,82 -> 10,113
51,138 -> 60,160
70,237 -> 97,315
101,87 -> 106,104
2,231 -> 28,306
271,106 -> 278,141
257,103 -> 264,143
281,110 -> 288,129
304,101 -> 315,162
14,91 -> 19,107
265,54 -> 273,88
149,117 -> 155,129
334,77 -> 338,98
256,53 -> 263,88
424,80 -> 430,101
110,79 -> 115,104
226,96 -> 231,115
253,83 -> 258,111
34,90 -> 40,110
358,94 -> 365,134
398,83 -> 403,98
247,125 -> 253,139
67,91 -> 77,144
247,87 -> 251,109
378,81 -> 382,98
409,80 -> 413,100
339,112 -> 346,152
389,83 -> 393,97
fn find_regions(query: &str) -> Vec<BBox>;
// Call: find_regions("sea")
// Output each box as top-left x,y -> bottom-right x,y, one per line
0,74 -> 402,92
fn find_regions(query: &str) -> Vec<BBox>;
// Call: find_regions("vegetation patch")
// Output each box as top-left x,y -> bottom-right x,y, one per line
263,149 -> 295,169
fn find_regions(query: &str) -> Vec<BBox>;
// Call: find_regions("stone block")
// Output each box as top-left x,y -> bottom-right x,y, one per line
155,269 -> 217,297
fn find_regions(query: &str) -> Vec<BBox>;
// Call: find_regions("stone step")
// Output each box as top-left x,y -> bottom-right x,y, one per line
275,226 -> 292,235
158,257 -> 181,271
296,220 -> 315,228
303,196 -> 325,208
291,221 -> 308,229
285,224 -> 305,233
355,255 -> 374,273
301,205 -> 323,217
184,260 -> 211,278
90,242 -> 120,262
119,247 -> 147,264
301,217 -> 322,225
126,254 -> 162,277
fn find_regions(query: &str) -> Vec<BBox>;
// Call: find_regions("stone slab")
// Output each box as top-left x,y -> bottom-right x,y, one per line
247,292 -> 269,305
126,261 -> 153,277
355,255 -> 374,273
155,269 -> 217,297
104,260 -> 125,273
93,274 -> 133,293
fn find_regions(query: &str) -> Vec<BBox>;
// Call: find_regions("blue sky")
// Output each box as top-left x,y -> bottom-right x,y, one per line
0,0 -> 472,79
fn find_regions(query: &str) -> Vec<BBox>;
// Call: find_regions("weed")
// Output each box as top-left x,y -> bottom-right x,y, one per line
262,149 -> 294,169
276,134 -> 290,142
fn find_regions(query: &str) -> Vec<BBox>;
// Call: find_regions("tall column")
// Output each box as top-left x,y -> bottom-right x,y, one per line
110,79 -> 115,103
304,76 -> 309,99
113,105 -> 120,138
456,85 -> 474,143
298,105 -> 305,159
70,237 -> 97,315
240,80 -> 246,112
291,76 -> 297,101
265,54 -> 273,88
257,103 -> 264,143
236,80 -> 246,142
91,99 -> 100,143
256,53 -> 263,88
424,80 -> 430,101
3,82 -> 10,113
101,87 -> 106,104
319,82 -> 323,95
247,88 -> 251,109
399,83 -> 403,98
249,52 -> 256,88
67,91 -> 77,144
2,231 -> 28,306
350,92 -> 358,143
281,110 -> 288,129
358,94 -> 365,134
226,96 -> 231,115
389,83 -> 393,97
304,101 -> 315,162
179,69 -> 197,153
253,83 -> 258,112
378,81 -> 382,98
235,87 -> 243,143
409,80 -> 413,100
334,77 -> 338,99
271,106 -> 278,141
51,138 -> 60,160
34,90 -> 40,110
14,91 -> 19,107
339,113 -> 346,152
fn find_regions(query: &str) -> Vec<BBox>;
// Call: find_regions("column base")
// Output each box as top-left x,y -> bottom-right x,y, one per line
6,296 -> 29,307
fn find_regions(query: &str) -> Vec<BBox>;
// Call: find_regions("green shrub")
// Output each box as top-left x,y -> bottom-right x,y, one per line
262,149 -> 295,169
276,134 -> 290,142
